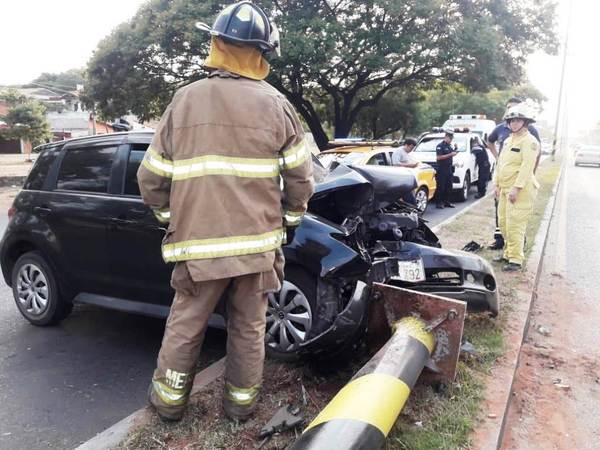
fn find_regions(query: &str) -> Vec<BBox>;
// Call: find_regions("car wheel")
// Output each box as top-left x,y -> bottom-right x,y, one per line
415,187 -> 429,214
265,266 -> 316,361
11,251 -> 72,326
457,172 -> 470,202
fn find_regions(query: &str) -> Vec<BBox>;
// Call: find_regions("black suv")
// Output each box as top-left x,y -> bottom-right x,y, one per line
1,132 -> 498,359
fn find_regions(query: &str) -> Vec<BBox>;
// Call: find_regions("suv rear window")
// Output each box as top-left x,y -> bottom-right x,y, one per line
56,146 -> 117,193
24,146 -> 60,190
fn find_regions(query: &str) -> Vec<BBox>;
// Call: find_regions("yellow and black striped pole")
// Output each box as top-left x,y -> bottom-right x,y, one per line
291,316 -> 435,450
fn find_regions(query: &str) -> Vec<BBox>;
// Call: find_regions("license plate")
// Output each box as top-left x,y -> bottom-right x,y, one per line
394,259 -> 426,283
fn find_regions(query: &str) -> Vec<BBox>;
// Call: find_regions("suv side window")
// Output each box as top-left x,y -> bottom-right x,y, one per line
24,146 -> 60,190
367,153 -> 387,166
124,144 -> 149,196
56,146 -> 117,193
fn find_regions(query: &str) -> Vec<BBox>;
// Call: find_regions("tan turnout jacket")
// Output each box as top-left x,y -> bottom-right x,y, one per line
137,70 -> 314,282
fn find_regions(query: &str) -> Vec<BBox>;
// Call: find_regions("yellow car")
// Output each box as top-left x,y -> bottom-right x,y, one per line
317,143 -> 437,213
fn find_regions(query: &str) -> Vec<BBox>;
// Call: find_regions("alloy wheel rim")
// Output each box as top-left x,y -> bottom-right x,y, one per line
416,189 -> 428,212
16,264 -> 49,317
265,281 -> 312,353
463,176 -> 469,198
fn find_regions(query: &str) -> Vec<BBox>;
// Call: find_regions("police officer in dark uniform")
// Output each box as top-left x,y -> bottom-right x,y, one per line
471,137 -> 491,198
435,129 -> 458,208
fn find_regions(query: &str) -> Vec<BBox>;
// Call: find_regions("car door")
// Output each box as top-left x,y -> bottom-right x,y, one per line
105,143 -> 174,306
44,142 -> 118,294
467,135 -> 478,182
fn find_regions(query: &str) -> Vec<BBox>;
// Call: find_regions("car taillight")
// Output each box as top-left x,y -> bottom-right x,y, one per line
8,206 -> 16,220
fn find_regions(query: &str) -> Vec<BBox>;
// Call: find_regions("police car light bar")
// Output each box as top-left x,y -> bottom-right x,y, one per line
449,114 -> 487,120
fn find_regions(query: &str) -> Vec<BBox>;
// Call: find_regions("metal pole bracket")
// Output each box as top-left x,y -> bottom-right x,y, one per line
368,283 -> 467,382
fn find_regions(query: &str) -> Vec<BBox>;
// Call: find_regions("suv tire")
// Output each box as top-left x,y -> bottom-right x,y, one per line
11,251 -> 72,326
265,266 -> 317,361
457,172 -> 471,202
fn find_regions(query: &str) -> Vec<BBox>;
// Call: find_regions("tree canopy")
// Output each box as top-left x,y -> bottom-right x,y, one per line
86,0 -> 558,149
28,69 -> 85,92
0,89 -> 52,146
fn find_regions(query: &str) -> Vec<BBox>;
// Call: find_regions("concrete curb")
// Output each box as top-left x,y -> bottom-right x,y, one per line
75,358 -> 226,450
471,161 -> 565,450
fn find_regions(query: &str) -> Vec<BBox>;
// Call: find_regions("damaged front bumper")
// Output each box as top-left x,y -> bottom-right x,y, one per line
381,241 -> 499,316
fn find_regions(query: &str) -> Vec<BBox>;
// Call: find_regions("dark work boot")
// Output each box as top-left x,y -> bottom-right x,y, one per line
488,236 -> 505,250
444,202 -> 456,208
502,262 -> 522,272
223,382 -> 260,421
148,383 -> 186,423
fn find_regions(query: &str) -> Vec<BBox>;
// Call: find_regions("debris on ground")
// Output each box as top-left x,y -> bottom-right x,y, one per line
462,241 -> 482,252
460,340 -> 482,363
536,325 -> 552,336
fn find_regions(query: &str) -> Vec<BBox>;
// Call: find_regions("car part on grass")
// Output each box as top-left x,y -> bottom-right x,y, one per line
259,404 -> 304,439
291,284 -> 466,449
462,240 -> 483,252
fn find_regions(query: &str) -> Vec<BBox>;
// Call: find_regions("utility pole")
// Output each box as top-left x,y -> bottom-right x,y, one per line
551,0 -> 573,160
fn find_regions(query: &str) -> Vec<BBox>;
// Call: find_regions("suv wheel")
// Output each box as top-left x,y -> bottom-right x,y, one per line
415,187 -> 429,214
458,172 -> 470,202
265,267 -> 316,361
12,251 -> 72,326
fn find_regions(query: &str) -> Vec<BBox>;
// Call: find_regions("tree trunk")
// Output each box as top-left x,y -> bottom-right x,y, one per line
334,119 -> 353,139
288,97 -> 330,150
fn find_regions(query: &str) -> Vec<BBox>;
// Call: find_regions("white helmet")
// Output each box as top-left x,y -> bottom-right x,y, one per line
503,104 -> 535,123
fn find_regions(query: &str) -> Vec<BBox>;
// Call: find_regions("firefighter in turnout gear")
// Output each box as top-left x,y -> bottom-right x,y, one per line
138,1 -> 314,422
492,104 -> 539,272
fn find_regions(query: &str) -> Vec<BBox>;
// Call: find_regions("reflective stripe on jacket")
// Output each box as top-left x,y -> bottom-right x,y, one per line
137,70 -> 314,281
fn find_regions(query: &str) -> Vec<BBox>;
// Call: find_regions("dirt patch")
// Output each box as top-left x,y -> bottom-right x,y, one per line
117,359 -> 353,450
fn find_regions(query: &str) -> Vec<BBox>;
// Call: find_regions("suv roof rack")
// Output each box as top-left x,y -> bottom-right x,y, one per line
33,130 -> 155,152
327,139 -> 401,148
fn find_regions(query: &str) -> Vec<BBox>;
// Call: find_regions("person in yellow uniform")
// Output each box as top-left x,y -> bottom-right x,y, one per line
492,104 -> 540,271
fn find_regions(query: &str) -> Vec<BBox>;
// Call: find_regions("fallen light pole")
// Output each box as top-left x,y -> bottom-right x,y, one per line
291,284 -> 466,450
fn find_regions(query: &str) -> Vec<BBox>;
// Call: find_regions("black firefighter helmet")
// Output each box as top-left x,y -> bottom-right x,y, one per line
195,1 -> 280,56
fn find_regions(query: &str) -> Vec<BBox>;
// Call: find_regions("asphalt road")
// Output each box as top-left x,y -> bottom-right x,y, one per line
422,184 -> 489,229
0,181 -> 484,450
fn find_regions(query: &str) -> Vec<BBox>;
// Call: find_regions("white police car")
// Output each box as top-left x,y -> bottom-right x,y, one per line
411,128 -> 495,201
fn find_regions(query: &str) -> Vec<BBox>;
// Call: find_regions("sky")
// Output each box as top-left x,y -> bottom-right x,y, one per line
0,0 -> 597,137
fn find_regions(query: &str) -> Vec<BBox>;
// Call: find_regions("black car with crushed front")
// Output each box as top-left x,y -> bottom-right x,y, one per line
0,132 -> 497,361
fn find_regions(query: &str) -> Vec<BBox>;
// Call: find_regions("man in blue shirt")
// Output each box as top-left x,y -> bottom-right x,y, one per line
435,130 -> 458,209
486,97 -> 541,249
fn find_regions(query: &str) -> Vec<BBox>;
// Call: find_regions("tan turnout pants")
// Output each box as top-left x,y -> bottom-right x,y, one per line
150,263 -> 275,416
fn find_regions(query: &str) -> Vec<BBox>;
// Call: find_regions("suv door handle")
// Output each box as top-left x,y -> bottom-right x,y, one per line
34,206 -> 52,217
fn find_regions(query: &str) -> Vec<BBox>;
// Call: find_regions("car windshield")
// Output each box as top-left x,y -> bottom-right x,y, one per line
415,135 -> 469,152
317,152 -> 366,168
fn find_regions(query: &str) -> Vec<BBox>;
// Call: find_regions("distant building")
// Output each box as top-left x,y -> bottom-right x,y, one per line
47,111 -> 115,141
